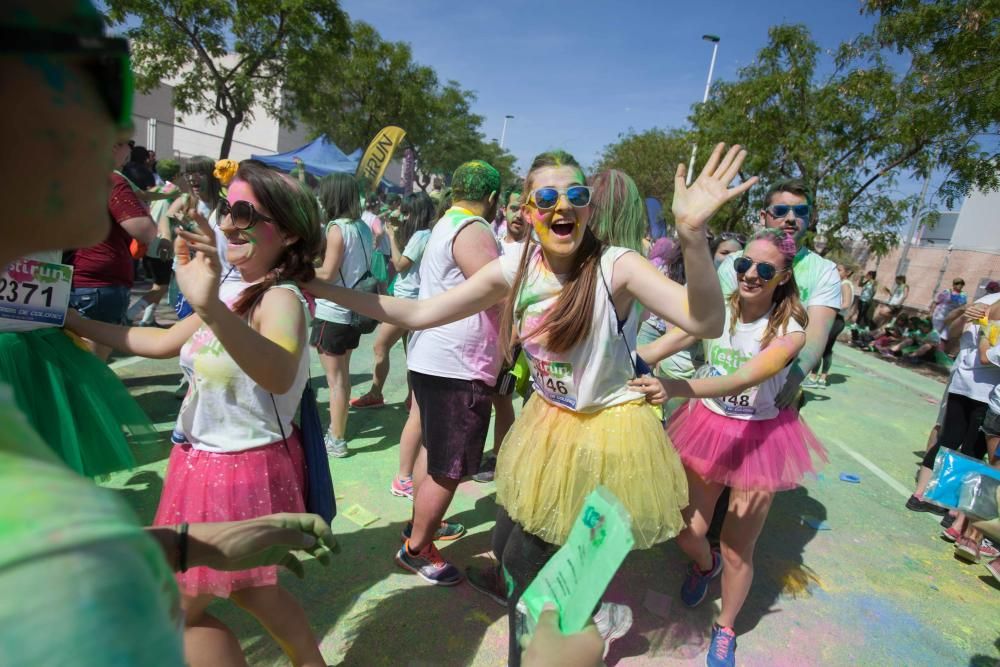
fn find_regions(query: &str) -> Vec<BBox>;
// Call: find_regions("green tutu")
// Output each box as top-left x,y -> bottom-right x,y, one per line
0,328 -> 156,477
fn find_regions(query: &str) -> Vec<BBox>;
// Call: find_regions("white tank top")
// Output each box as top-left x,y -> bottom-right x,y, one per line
406,207 -> 502,384
500,245 -> 644,413
175,283 -> 311,452
314,218 -> 374,325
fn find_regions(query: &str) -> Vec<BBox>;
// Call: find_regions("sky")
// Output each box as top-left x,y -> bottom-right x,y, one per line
339,0 -> 882,173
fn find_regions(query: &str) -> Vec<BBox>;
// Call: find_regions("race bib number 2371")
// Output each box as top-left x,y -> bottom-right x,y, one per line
0,259 -> 73,327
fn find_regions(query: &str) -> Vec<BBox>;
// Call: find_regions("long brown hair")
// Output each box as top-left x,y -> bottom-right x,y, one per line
727,229 -> 808,349
229,161 -> 323,317
499,150 -> 604,362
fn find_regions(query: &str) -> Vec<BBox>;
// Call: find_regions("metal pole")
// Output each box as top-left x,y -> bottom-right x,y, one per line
895,167 -> 933,278
687,36 -> 720,185
500,115 -> 514,150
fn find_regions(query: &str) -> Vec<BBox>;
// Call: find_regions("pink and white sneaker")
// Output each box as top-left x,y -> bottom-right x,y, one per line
390,475 -> 413,500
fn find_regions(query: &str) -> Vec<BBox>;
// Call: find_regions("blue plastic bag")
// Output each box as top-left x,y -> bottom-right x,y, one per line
923,449 -> 1000,511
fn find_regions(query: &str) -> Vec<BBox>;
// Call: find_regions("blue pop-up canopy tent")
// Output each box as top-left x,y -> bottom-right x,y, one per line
251,134 -> 359,177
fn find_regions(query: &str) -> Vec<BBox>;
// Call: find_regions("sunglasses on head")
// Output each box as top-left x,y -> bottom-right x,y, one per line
734,256 -> 785,282
0,26 -> 134,129
719,231 -> 747,245
529,186 -> 592,210
219,200 -> 274,231
765,204 -> 810,220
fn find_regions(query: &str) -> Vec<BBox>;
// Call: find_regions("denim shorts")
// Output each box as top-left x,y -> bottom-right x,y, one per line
70,286 -> 130,325
982,408 -> 1000,439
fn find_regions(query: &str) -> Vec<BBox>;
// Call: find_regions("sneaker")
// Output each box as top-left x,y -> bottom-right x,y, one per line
955,537 -> 980,563
472,454 -> 497,483
680,549 -> 722,607
395,540 -> 463,585
594,602 -> 633,659
905,494 -> 948,515
324,432 -> 349,458
390,475 -> 413,500
349,392 -> 385,409
978,539 -> 999,560
941,525 -> 961,543
707,624 -> 737,667
466,564 -> 508,607
401,520 -> 466,542
986,556 -> 1000,584
801,376 -> 821,389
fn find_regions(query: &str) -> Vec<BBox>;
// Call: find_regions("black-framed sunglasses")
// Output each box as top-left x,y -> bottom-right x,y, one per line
0,26 -> 133,129
765,204 -> 810,220
719,231 -> 747,245
734,256 -> 785,281
529,185 -> 592,210
218,200 -> 274,231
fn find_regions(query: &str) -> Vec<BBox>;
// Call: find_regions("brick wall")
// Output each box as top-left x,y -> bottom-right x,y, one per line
863,246 -> 1000,312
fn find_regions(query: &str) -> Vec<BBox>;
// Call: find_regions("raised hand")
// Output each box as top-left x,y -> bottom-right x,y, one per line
188,513 -> 339,578
174,212 -> 221,313
672,143 -> 758,235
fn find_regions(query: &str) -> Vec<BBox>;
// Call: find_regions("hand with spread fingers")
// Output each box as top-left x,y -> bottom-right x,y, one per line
173,212 -> 221,314
187,513 -> 339,579
672,143 -> 758,236
628,375 -> 668,406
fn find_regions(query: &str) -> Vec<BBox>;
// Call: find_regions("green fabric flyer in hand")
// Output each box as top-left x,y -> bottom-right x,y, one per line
516,486 -> 635,635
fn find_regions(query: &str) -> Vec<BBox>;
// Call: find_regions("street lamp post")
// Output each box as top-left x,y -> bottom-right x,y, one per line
686,35 -> 721,186
500,114 -> 514,150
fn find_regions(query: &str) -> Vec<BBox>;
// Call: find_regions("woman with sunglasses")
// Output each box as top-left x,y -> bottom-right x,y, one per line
67,160 -> 328,667
632,228 -> 828,667
304,143 -> 755,664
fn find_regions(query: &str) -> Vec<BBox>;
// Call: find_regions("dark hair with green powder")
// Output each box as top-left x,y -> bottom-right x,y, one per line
451,160 -> 501,203
587,169 -> 647,253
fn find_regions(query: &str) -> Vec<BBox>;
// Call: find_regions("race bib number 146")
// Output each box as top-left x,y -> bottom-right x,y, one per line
526,351 -> 577,410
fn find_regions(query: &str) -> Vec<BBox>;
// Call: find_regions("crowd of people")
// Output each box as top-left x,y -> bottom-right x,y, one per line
2,5 -> 999,667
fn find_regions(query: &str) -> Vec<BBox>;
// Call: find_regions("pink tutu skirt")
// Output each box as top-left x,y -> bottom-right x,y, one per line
153,432 -> 306,598
666,400 -> 827,491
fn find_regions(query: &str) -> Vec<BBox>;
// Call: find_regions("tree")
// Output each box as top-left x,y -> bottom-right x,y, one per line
864,0 -> 1000,204
291,23 -> 513,190
106,0 -> 349,158
690,23 -> 996,254
595,128 -> 693,229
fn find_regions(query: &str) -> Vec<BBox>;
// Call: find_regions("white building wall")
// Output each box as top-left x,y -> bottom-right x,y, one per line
950,188 -> 1000,252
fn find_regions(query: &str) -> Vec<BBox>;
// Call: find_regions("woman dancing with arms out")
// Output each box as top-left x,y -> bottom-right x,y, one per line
633,229 -> 828,667
305,143 -> 756,665
66,161 -> 328,667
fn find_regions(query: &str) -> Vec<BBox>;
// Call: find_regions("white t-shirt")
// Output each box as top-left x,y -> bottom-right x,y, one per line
175,284 -> 311,453
948,293 -> 1000,404
985,340 -> 1000,413
392,229 -> 431,300
407,207 -> 502,384
701,305 -> 806,421
499,237 -> 525,259
719,247 -> 841,311
0,251 -> 63,333
500,245 -> 643,413
314,219 -> 374,325
888,283 -> 907,306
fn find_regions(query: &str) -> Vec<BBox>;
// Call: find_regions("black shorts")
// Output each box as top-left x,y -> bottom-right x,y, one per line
142,257 -> 172,285
310,319 -> 360,356
410,370 -> 493,480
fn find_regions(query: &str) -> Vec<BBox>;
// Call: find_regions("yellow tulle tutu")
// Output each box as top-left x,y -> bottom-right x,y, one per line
495,395 -> 688,549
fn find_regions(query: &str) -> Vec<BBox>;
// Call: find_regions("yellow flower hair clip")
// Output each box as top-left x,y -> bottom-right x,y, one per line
213,159 -> 238,186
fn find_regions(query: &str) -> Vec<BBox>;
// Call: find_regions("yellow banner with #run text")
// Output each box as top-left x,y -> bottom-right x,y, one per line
355,126 -> 406,191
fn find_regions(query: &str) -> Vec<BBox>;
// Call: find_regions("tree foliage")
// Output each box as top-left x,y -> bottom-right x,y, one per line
290,21 -> 516,190
105,0 -> 349,159
595,128 -> 692,230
